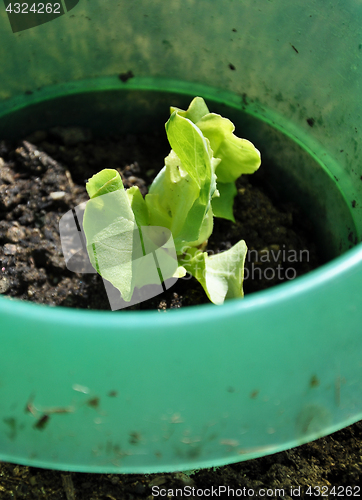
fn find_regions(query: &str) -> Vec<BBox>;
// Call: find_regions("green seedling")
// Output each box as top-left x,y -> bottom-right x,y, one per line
83,97 -> 261,305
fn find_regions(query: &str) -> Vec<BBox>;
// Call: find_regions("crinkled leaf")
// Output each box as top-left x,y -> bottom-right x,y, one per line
197,113 -> 261,182
171,98 -> 261,220
180,240 -> 248,305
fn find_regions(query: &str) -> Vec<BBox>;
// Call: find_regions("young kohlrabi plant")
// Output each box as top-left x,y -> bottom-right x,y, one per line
83,97 -> 261,305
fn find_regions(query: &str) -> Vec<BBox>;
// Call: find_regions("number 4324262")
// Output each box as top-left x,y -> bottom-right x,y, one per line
6,3 -> 61,14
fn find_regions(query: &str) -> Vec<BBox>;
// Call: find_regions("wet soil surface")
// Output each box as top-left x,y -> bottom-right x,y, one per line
1,128 -> 360,498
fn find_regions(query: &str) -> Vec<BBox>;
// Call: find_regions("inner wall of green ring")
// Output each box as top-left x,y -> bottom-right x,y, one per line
0,77 -> 358,262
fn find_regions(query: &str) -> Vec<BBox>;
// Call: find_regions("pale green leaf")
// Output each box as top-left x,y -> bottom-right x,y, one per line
86,168 -> 124,199
196,113 -> 261,182
178,205 -> 214,249
83,98 -> 260,307
148,113 -> 218,251
173,266 -> 187,278
131,226 -> 179,289
127,185 -> 149,227
84,171 -> 179,302
170,98 -> 261,226
180,240 -> 248,305
170,96 -> 209,124
211,182 -> 237,222
147,151 -> 199,238
83,189 -> 136,301
165,112 -> 212,200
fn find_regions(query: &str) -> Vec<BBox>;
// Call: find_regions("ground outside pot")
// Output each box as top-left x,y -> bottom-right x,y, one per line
1,1 -> 362,474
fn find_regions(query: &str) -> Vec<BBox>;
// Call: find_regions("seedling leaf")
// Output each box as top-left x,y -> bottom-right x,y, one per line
180,240 -> 248,305
172,98 -> 261,219
82,98 -> 261,307
211,182 -> 237,222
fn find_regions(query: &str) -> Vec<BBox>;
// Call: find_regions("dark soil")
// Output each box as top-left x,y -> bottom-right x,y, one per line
0,127 -> 319,310
1,128 -> 360,498
0,421 -> 361,499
